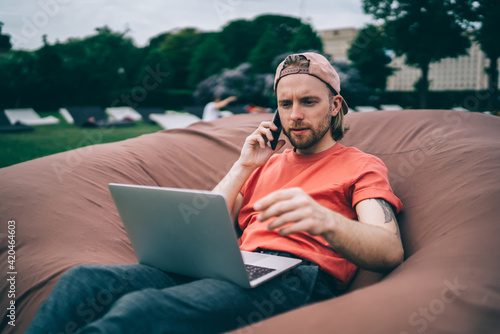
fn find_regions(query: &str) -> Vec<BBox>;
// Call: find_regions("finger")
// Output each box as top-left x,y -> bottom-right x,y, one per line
278,220 -> 319,236
254,188 -> 302,211
266,209 -> 305,230
256,135 -> 267,149
258,121 -> 275,131
258,198 -> 300,222
257,126 -> 275,142
247,133 -> 266,149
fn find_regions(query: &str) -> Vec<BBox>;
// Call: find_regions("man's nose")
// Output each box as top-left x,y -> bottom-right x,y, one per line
290,104 -> 304,122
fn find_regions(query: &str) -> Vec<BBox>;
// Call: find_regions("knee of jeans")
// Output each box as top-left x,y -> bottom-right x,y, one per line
60,265 -> 121,289
62,264 -> 102,281
60,265 -> 91,282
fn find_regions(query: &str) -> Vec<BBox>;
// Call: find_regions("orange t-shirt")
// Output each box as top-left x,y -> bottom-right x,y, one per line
238,143 -> 403,290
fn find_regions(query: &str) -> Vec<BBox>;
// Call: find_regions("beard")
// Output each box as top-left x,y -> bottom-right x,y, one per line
283,111 -> 332,150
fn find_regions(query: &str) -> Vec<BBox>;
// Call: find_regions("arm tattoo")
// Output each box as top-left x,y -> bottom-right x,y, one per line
374,198 -> 395,224
374,198 -> 400,236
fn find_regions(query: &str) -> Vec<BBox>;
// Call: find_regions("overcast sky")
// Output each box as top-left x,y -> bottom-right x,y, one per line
1,0 -> 373,51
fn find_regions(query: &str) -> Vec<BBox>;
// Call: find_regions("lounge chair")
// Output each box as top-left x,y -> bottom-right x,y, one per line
4,108 -> 59,126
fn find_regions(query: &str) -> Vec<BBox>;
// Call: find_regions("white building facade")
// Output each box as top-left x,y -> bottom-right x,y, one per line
319,27 -> 499,92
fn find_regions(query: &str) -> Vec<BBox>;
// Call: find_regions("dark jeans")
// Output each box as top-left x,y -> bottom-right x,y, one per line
26,251 -> 336,334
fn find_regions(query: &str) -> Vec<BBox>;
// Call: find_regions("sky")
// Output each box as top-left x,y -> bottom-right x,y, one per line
1,0 -> 374,51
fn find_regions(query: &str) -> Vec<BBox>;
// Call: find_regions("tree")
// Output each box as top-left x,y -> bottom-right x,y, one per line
331,61 -> 374,108
219,20 -> 260,68
247,15 -> 322,73
363,0 -> 471,108
218,14 -> 320,72
158,28 -> 204,89
251,15 -> 303,48
470,0 -> 500,111
248,29 -> 288,73
0,50 -> 37,108
0,22 -> 11,55
188,35 -> 229,87
59,26 -> 141,106
348,25 -> 393,91
33,37 -> 65,109
288,24 -> 323,53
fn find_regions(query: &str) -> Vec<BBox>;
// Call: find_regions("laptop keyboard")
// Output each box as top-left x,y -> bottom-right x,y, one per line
245,264 -> 276,281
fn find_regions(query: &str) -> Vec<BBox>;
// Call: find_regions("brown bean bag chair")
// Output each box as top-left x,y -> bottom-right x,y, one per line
1,110 -> 499,333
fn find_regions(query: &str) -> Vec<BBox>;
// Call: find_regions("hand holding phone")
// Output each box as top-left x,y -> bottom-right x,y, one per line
270,109 -> 282,150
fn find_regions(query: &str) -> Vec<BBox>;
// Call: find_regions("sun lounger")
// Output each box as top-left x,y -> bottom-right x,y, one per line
380,104 -> 403,111
4,108 -> 60,126
65,106 -> 135,127
355,106 -> 378,112
135,107 -> 166,124
0,109 -> 34,132
105,107 -> 142,122
59,108 -> 74,124
149,111 -> 201,130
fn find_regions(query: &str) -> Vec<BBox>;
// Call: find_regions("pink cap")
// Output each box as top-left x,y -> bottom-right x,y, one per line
274,52 -> 349,115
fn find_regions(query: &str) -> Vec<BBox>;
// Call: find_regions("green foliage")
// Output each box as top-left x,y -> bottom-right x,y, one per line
0,14 -> 323,110
188,35 -> 229,87
473,0 -> 500,58
472,0 -> 500,110
288,24 -> 323,53
219,20 -> 260,68
251,15 -> 303,47
157,28 -> 204,89
348,25 -> 393,91
248,30 -> 288,73
221,14 -> 321,74
0,35 -> 11,53
0,50 -> 38,108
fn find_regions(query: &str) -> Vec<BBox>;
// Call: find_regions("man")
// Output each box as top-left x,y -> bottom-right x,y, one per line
27,53 -> 403,333
202,95 -> 237,122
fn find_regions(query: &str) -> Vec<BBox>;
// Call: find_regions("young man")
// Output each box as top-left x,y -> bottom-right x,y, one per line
27,53 -> 402,334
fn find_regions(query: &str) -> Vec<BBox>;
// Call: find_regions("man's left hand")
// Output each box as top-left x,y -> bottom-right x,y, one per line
254,188 -> 333,236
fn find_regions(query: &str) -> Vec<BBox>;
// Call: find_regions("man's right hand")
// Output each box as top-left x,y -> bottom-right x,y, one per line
212,121 -> 285,220
237,121 -> 286,171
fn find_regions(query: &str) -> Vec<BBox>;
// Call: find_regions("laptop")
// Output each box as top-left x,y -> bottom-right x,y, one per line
108,183 -> 302,288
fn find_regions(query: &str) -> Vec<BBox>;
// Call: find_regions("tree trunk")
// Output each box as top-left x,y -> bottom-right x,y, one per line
419,62 -> 430,109
487,55 -> 499,112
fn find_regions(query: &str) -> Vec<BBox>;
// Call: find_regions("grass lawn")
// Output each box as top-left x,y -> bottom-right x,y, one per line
0,111 -> 163,169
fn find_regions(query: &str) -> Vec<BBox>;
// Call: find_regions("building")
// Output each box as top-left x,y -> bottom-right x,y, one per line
318,28 -> 358,62
319,27 -> 499,91
386,41 -> 496,91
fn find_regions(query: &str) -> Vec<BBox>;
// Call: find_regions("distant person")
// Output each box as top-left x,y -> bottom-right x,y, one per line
202,95 -> 237,122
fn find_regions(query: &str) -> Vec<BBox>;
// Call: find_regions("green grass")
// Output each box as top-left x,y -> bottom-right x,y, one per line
0,111 -> 163,168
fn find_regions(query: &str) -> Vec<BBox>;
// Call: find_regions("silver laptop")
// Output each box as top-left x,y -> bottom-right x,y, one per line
108,183 -> 302,288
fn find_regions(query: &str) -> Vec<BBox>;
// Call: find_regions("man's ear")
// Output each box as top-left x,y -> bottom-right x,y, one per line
330,95 -> 342,117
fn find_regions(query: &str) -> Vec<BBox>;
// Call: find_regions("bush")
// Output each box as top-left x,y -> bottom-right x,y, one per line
193,63 -> 274,107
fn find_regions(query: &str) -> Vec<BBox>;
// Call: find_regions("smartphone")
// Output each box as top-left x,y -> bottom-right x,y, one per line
270,109 -> 282,150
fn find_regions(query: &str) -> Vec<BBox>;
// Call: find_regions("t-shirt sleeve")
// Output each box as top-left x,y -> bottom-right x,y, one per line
351,156 -> 403,213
